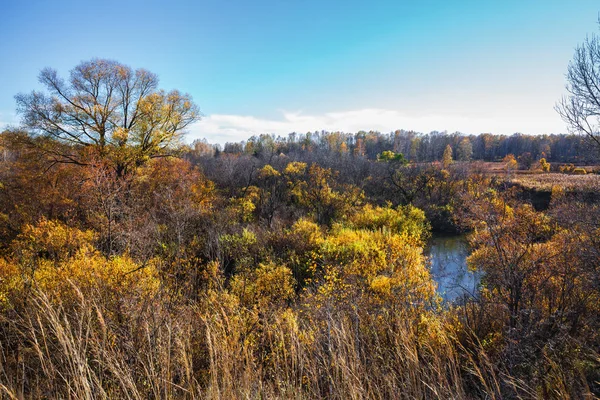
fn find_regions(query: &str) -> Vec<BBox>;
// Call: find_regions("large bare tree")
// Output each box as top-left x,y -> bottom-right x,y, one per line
556,20 -> 600,150
15,59 -> 200,175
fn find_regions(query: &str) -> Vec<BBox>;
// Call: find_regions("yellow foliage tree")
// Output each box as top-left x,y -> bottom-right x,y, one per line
503,154 -> 518,173
292,164 -> 364,225
539,157 -> 551,172
15,59 -> 200,176
442,145 -> 453,169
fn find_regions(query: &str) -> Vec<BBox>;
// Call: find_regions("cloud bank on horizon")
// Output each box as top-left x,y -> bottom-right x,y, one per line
187,108 -> 566,144
1,108 -> 566,145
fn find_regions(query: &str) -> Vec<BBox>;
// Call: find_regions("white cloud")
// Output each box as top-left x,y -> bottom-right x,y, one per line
186,108 -> 565,144
0,111 -> 18,131
1,107 -> 563,143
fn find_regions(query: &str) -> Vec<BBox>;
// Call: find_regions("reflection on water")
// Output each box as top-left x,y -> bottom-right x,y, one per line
426,235 -> 481,302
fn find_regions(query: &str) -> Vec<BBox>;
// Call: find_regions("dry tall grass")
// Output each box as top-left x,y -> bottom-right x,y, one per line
510,173 -> 600,192
0,286 -> 520,399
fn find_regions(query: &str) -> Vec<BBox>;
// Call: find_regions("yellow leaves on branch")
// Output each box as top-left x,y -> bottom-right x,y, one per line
33,253 -> 159,304
370,275 -> 392,296
112,127 -> 129,144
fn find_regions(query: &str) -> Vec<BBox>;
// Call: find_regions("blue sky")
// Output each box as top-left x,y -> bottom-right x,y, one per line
1,0 -> 599,143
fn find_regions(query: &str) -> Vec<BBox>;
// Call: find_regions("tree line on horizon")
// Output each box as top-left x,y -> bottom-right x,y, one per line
195,129 -> 599,166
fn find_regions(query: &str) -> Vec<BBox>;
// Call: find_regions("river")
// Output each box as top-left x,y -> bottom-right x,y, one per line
425,234 -> 481,302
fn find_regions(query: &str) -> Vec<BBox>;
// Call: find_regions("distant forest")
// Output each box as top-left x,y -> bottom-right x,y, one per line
199,130 -> 598,165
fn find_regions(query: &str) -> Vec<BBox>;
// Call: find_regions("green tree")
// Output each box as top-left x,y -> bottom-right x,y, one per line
377,150 -> 408,164
456,137 -> 473,161
15,59 -> 200,176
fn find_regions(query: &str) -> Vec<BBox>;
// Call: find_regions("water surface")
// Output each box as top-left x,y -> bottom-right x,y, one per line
426,235 -> 481,302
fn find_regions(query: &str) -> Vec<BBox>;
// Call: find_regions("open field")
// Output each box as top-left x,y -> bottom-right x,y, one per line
465,161 -> 600,176
456,161 -> 600,192
510,173 -> 600,192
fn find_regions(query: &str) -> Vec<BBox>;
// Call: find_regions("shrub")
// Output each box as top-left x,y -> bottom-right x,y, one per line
345,204 -> 430,245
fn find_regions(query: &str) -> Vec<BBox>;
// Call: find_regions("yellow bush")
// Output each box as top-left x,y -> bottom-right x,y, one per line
12,217 -> 95,264
287,218 -> 323,247
228,188 -> 259,222
3,218 -> 159,308
220,228 -> 259,268
370,275 -> 392,296
346,204 -> 429,245
320,226 -> 436,307
33,251 -> 160,304
283,161 -> 307,176
230,262 -> 296,308
539,158 -> 550,172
